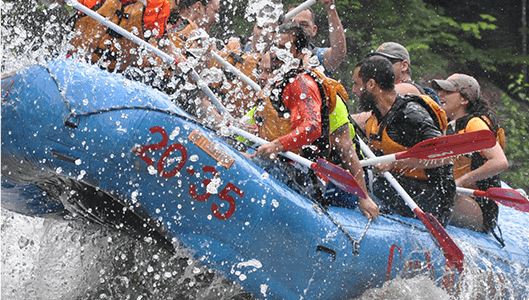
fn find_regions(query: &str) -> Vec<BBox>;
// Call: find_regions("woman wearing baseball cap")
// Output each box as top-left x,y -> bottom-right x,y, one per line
432,74 -> 508,234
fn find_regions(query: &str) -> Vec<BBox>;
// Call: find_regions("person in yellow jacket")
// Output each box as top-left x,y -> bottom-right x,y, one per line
432,74 -> 508,233
352,56 -> 456,225
251,47 -> 378,220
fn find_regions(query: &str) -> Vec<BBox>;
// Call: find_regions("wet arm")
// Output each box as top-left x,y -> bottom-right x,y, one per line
332,124 -> 379,219
455,142 -> 509,187
320,0 -> 346,72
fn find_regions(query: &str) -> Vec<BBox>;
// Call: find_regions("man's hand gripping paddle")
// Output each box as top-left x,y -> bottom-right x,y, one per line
358,138 -> 464,272
230,126 -> 366,198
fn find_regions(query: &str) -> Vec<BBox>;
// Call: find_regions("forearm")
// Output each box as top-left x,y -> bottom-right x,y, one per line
322,1 -> 346,72
335,133 -> 369,195
456,144 -> 509,186
278,121 -> 321,152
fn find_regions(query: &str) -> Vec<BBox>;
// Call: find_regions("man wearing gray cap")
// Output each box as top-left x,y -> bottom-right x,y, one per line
367,42 -> 435,97
353,42 -> 439,133
432,73 -> 508,235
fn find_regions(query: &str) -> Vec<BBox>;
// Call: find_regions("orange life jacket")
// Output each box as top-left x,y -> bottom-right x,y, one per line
208,38 -> 261,118
69,0 -> 170,72
366,94 -> 448,180
449,115 -> 505,185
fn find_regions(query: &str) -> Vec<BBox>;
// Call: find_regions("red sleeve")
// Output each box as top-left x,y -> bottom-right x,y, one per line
144,0 -> 171,38
278,73 -> 323,152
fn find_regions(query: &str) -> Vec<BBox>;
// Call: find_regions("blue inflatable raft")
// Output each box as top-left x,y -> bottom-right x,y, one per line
2,59 -> 528,299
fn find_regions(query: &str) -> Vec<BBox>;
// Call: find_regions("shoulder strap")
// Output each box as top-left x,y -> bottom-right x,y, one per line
402,94 -> 447,131
370,96 -> 407,141
477,115 -> 506,149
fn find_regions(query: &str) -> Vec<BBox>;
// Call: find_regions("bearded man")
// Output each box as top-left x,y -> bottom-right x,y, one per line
352,56 -> 456,225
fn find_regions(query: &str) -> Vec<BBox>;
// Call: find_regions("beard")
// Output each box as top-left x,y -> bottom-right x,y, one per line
358,89 -> 379,114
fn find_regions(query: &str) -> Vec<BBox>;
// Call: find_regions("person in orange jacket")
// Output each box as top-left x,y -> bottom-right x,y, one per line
433,74 -> 508,233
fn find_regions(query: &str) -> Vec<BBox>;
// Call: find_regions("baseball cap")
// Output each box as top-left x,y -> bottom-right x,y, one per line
432,73 -> 481,102
366,42 -> 411,64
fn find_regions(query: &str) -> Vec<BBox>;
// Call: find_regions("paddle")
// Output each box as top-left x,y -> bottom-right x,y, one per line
70,1 -> 366,198
68,1 -> 231,117
357,138 -> 464,272
230,126 -> 366,198
360,130 -> 497,167
284,0 -> 318,20
210,52 -> 262,92
457,187 -> 529,212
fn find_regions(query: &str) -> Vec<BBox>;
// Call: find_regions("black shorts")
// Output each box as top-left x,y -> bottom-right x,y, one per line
371,172 -> 456,226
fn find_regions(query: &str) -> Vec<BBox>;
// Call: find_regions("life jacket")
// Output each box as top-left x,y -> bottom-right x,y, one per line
208,38 -> 261,118
254,68 -> 330,160
402,79 -> 441,105
167,17 -> 200,50
448,114 -> 505,189
69,0 -> 171,72
310,67 -> 345,115
366,94 -> 448,180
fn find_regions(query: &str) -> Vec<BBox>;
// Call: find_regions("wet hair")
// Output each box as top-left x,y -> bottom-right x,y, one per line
287,4 -> 315,24
276,22 -> 310,53
356,56 -> 395,91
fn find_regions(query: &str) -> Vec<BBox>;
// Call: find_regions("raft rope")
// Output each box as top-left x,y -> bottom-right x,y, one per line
46,64 -> 378,254
44,64 -> 246,148
316,203 -> 373,255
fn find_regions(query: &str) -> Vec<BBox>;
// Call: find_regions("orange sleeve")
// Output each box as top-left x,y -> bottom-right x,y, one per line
278,74 -> 323,151
464,117 -> 491,133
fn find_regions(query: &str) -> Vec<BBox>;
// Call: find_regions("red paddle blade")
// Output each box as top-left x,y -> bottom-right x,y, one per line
397,130 -> 497,160
476,188 -> 529,212
414,208 -> 465,273
312,158 -> 367,199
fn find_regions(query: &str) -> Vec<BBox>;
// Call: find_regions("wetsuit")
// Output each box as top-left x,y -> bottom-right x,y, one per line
366,94 -> 456,225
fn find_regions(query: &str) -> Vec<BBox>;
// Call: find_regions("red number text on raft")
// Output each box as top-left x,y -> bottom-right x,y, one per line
134,126 -> 244,220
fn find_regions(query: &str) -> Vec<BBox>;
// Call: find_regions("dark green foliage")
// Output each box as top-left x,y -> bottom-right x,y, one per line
499,75 -> 529,193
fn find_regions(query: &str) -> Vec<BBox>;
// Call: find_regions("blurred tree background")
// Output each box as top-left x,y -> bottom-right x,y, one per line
2,0 -> 528,192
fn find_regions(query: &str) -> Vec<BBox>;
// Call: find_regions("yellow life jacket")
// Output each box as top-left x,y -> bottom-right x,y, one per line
366,94 -> 448,180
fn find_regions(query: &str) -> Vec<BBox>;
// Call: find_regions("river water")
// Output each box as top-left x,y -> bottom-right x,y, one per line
1,1 -> 528,299
1,207 -> 453,300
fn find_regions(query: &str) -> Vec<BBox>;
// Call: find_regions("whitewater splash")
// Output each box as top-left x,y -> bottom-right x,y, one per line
2,1 -> 528,300
1,208 -> 252,300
